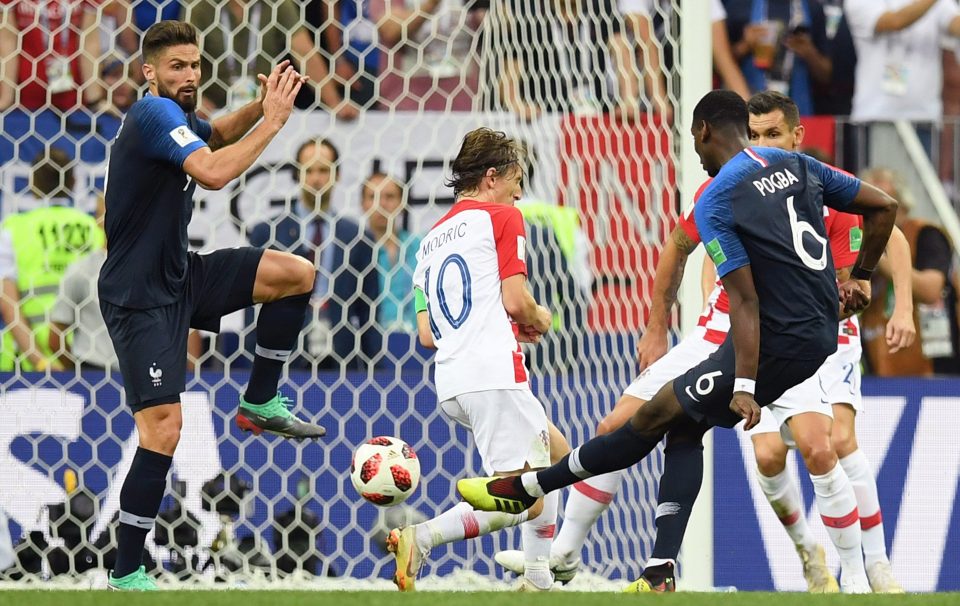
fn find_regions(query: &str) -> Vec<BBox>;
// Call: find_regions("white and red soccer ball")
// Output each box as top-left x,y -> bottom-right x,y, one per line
350,436 -> 421,506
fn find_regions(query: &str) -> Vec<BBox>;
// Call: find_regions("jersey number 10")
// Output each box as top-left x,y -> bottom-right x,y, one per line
424,253 -> 473,340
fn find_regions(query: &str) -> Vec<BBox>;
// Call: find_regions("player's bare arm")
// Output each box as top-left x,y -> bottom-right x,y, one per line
720,265 -> 761,430
877,226 -> 917,352
837,182 -> 899,316
638,226 -> 698,370
501,274 -> 551,335
182,65 -> 303,190
415,310 -> 435,349
207,61 -> 308,150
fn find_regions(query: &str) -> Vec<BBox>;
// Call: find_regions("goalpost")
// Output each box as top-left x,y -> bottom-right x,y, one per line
0,0 -> 715,589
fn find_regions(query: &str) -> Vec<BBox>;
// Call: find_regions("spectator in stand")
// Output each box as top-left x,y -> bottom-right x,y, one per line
181,0 -> 359,119
360,173 -> 420,332
724,0 -> 833,115
483,0 -> 643,120
861,167 -> 960,376
369,0 -> 486,111
248,138 -> 379,369
97,55 -> 138,117
0,149 -> 104,372
844,0 -> 960,125
319,0 -> 380,110
0,0 -> 106,112
810,0 -> 856,115
619,0 -> 749,112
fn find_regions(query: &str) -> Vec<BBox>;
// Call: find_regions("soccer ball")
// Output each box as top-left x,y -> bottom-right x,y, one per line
350,436 -> 421,506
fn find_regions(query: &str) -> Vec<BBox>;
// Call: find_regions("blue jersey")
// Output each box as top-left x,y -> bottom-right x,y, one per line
99,96 -> 212,309
695,147 -> 862,360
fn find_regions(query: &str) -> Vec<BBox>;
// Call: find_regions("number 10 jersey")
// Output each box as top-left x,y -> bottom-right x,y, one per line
413,200 -> 530,401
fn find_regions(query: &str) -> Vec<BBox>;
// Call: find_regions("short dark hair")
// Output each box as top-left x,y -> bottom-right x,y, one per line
142,21 -> 198,63
748,91 -> 801,129
692,90 -> 749,136
31,148 -> 74,199
296,138 -> 340,166
446,128 -> 521,197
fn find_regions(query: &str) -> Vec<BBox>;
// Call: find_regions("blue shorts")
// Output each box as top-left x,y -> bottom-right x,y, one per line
101,247 -> 263,411
673,336 -> 828,429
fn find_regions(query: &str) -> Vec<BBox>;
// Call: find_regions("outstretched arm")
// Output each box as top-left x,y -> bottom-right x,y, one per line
838,181 -> 898,314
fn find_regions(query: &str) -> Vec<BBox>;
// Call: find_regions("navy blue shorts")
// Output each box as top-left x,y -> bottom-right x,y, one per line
101,247 -> 263,411
673,336 -> 827,429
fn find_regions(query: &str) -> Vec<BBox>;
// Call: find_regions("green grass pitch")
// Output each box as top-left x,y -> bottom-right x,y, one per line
1,592 -> 959,606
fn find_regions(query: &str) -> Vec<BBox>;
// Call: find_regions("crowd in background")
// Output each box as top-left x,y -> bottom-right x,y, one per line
1,0 -> 960,376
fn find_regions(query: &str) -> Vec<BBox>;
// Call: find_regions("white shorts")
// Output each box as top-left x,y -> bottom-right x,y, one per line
746,340 -> 863,443
820,341 -> 863,412
623,328 -> 720,401
440,389 -> 551,475
747,369 -> 830,446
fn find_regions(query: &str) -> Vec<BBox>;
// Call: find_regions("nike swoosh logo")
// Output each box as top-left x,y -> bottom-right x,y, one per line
405,542 -> 417,579
684,386 -> 700,402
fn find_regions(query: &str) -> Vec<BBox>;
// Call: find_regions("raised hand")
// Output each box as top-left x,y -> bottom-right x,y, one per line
258,64 -> 308,130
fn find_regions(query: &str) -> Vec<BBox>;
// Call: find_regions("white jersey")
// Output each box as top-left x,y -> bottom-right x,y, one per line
414,200 -> 530,401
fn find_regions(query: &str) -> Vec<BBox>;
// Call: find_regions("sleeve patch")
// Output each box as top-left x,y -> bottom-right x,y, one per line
169,126 -> 200,147
849,227 -> 862,252
705,238 -> 727,266
517,235 -> 526,260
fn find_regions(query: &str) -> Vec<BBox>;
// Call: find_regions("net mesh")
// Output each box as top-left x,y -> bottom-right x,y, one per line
0,0 -> 685,587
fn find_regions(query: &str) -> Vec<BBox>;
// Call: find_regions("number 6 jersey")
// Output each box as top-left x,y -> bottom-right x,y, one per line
413,200 -> 530,401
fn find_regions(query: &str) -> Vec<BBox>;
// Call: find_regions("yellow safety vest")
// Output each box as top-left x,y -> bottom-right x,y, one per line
1,205 -> 104,371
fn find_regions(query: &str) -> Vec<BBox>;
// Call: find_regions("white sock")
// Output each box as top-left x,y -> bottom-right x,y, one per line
414,502 -> 528,550
810,463 -> 866,581
755,467 -> 817,551
522,491 -> 559,589
552,472 -> 622,561
839,449 -> 889,566
521,471 -> 545,498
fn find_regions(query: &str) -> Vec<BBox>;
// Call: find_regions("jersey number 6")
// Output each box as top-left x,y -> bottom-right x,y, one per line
786,195 -> 828,271
424,253 -> 473,339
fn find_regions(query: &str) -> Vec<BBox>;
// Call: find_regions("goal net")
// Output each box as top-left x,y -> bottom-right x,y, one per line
0,0 -> 698,588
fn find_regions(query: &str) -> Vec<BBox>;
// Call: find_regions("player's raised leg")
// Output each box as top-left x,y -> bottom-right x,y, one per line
458,380 -> 687,513
785,412 -> 869,593
236,250 -> 326,438
832,403 -> 903,593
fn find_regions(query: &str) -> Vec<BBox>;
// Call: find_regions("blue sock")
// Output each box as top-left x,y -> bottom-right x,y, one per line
538,421 -> 660,494
114,448 -> 172,577
246,291 -> 310,404
650,440 -> 704,561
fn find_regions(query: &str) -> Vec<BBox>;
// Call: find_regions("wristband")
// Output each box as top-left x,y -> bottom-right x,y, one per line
734,378 -> 756,394
850,266 -> 873,281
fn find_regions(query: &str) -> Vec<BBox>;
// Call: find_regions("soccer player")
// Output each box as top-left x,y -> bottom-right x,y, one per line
457,90 -> 898,586
98,21 -> 325,591
495,91 -> 916,594
737,91 -> 911,593
387,128 -> 558,592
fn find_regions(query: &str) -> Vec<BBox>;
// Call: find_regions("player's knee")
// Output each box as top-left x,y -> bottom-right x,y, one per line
141,415 -> 182,454
799,441 -> 837,476
290,255 -> 315,295
753,438 -> 788,476
831,424 -> 857,458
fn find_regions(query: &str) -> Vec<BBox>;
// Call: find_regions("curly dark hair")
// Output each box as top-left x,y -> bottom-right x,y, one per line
446,128 -> 522,197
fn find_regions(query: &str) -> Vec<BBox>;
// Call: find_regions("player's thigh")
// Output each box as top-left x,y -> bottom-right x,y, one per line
750,366 -> 828,448
187,247 -> 265,331
831,403 -> 859,457
455,390 -> 551,476
623,330 -> 720,402
673,338 -> 740,429
548,421 -> 571,464
101,300 -> 188,412
252,249 -> 315,302
820,343 -> 863,411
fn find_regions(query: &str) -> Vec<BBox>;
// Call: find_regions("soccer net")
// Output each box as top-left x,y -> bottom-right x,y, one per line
0,0 -> 701,589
